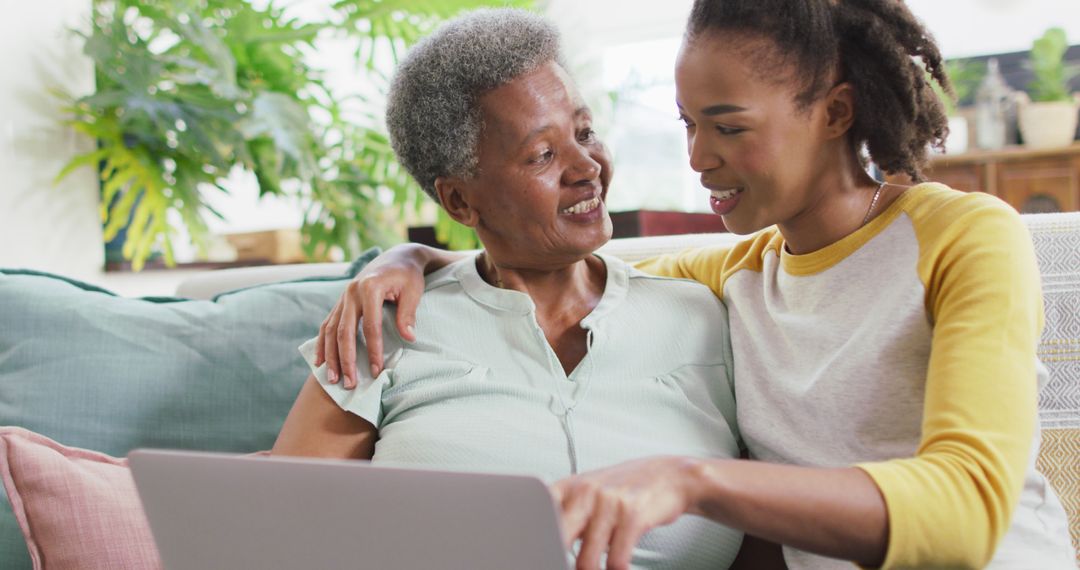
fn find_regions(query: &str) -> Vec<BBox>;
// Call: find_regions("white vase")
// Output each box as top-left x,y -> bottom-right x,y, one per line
1018,100 -> 1080,149
944,116 -> 969,154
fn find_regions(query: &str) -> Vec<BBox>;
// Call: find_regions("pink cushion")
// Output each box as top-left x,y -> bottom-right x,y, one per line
0,427 -> 161,569
0,427 -> 272,569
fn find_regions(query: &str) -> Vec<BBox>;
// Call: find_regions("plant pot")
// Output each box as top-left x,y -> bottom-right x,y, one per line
1018,100 -> 1080,149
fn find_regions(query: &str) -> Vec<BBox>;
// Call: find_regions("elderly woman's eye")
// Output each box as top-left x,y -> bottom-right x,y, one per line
530,149 -> 554,164
578,128 -> 597,143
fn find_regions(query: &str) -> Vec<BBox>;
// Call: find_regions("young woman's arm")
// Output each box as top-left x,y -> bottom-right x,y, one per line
852,196 -> 1044,568
554,197 -> 1044,570
319,237 -> 747,389
316,244 -> 466,389
553,457 -> 888,570
272,374 -> 378,460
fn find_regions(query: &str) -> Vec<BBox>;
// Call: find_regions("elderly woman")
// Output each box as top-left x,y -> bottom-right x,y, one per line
272,9 -> 747,569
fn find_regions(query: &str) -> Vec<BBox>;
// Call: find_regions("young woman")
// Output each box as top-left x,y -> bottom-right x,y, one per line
314,1 -> 1075,568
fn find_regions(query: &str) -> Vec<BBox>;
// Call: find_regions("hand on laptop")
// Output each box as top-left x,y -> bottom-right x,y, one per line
551,456 -> 701,570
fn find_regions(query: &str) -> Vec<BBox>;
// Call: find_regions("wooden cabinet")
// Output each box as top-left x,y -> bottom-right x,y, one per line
995,158 -> 1079,213
890,143 -> 1080,213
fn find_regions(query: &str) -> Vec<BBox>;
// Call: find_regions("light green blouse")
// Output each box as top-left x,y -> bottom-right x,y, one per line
299,253 -> 742,569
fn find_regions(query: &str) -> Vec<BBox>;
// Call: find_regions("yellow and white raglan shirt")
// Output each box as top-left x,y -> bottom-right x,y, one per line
638,183 -> 1075,569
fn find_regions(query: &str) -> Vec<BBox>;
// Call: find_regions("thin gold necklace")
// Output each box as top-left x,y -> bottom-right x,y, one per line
861,181 -> 887,227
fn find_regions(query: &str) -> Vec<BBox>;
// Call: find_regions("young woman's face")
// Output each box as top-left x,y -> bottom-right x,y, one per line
675,33 -> 835,235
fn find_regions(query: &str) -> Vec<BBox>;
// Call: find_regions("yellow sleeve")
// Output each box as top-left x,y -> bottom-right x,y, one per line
632,231 -> 779,299
857,195 -> 1043,568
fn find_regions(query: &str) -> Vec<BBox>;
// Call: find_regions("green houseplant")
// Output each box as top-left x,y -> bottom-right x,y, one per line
932,59 -> 984,117
1028,27 -> 1078,102
59,0 -> 525,270
1018,27 -> 1079,149
930,59 -> 984,153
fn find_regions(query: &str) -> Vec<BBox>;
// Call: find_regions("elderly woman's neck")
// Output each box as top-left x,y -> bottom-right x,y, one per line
480,252 -> 605,376
480,253 -> 606,316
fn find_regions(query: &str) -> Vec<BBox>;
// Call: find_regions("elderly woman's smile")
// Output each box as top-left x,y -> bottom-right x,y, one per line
560,195 -> 602,216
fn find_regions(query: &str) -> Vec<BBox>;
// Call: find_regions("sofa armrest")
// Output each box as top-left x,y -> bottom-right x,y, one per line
175,262 -> 351,299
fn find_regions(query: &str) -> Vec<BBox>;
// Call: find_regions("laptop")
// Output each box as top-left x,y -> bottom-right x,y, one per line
128,450 -> 572,570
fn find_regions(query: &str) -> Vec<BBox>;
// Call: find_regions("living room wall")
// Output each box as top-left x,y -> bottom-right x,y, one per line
2,0 -> 1077,296
0,0 -> 102,282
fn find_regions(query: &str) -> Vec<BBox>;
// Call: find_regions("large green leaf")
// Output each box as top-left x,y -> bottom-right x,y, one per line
239,92 -> 318,177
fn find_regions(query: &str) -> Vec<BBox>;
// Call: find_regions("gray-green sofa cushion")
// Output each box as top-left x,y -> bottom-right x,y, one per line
0,249 -> 376,569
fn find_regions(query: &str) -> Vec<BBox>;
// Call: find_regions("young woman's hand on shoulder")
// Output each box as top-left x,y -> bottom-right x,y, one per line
316,243 -> 464,389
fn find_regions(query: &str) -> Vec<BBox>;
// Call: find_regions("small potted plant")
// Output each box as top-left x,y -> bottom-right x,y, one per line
1018,27 -> 1079,149
932,59 -> 984,154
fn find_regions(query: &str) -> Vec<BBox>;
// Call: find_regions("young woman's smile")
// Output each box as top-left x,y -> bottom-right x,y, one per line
705,184 -> 746,216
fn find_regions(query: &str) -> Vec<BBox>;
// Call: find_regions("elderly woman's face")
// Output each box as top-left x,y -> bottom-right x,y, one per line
462,61 -> 613,266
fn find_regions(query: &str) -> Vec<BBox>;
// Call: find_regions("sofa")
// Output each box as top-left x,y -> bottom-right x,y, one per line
0,216 -> 1077,569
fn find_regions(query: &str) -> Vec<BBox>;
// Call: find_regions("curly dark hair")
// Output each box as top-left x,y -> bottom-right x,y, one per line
686,0 -> 953,181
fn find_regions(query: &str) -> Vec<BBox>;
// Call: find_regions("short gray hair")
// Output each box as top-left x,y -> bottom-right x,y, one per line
385,9 -> 564,200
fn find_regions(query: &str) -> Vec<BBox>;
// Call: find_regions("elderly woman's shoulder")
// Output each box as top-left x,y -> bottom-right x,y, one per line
630,273 -> 724,305
422,254 -> 479,292
610,257 -> 726,311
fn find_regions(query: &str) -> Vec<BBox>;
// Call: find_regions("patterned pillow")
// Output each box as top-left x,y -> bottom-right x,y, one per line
1027,212 -> 1080,566
0,427 -> 270,570
0,427 -> 162,570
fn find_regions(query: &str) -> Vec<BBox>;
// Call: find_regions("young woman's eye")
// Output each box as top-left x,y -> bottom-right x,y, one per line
716,125 -> 745,136
677,115 -> 695,129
